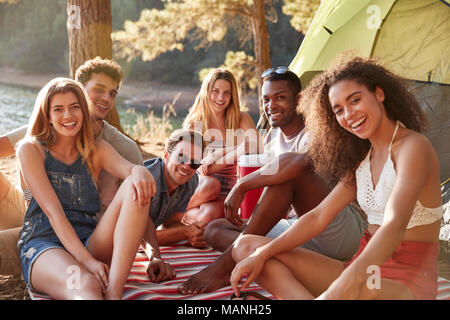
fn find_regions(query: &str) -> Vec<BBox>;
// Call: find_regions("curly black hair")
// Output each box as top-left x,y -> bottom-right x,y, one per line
298,55 -> 427,186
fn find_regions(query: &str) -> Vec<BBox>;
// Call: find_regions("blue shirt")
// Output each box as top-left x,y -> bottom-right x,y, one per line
144,158 -> 199,228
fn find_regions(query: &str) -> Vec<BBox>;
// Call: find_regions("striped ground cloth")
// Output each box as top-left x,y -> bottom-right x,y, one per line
28,242 -> 450,300
28,242 -> 272,300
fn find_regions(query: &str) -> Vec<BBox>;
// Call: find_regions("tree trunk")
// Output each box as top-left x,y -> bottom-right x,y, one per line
251,0 -> 271,129
66,0 -> 126,135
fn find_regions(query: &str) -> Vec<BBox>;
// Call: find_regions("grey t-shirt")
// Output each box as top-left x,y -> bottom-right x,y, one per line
6,125 -> 27,150
96,120 -> 144,214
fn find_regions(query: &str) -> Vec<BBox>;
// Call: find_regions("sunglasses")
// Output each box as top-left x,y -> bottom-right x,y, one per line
261,66 -> 289,78
169,151 -> 202,170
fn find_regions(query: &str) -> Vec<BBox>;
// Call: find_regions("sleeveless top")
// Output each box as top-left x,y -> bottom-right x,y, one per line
17,143 -> 101,250
356,121 -> 443,229
204,139 -> 237,196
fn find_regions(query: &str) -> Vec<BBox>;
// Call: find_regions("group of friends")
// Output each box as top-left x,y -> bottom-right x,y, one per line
0,55 -> 444,300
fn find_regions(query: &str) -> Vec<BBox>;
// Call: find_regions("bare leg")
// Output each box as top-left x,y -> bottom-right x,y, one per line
233,235 -> 414,300
183,175 -> 224,224
232,234 -> 345,299
185,175 -> 221,210
177,173 -> 318,294
183,196 -> 225,224
204,218 -> 246,252
31,248 -> 103,300
88,176 -> 150,299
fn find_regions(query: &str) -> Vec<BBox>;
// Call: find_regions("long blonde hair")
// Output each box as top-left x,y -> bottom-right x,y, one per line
183,68 -> 241,137
27,77 -> 97,174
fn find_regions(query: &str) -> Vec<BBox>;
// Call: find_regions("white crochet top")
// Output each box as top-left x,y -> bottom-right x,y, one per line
356,122 -> 443,229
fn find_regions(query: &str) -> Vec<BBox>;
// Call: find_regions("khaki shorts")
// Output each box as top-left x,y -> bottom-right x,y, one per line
266,204 -> 367,261
0,227 -> 22,275
0,183 -> 25,275
0,182 -> 26,230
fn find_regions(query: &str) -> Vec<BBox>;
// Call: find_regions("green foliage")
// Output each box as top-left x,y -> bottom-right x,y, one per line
112,0 -> 242,63
281,0 -> 321,34
0,0 -> 68,73
0,0 -> 306,88
111,0 -> 309,91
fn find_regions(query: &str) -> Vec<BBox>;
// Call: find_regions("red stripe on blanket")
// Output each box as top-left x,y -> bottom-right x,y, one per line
27,243 -> 450,300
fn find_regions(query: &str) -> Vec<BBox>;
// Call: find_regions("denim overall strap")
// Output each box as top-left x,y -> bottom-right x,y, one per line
18,142 -> 101,250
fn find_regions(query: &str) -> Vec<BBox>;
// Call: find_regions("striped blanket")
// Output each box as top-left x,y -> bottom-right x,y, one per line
28,242 -> 450,300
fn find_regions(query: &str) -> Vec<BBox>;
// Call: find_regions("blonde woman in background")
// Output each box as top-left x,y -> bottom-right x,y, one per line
183,68 -> 261,226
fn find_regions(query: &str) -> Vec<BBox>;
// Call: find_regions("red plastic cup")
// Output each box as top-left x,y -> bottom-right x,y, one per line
238,154 -> 268,219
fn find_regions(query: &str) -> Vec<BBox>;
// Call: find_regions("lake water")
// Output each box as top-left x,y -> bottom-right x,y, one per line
0,84 -> 38,134
0,83 -> 261,136
0,83 -> 164,135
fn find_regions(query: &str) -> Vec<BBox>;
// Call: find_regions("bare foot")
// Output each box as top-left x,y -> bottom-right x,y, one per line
230,291 -> 271,300
177,261 -> 230,294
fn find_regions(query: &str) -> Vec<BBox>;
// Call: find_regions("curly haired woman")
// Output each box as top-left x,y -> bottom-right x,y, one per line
230,56 -> 443,300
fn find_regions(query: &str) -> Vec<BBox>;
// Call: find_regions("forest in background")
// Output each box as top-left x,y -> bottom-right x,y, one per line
0,0 -> 303,87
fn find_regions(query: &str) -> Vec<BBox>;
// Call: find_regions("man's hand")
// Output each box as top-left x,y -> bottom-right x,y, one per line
224,184 -> 245,226
183,221 -> 208,248
146,257 -> 176,283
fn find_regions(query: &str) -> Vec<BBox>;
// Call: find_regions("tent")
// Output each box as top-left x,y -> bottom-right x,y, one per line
289,0 -> 450,183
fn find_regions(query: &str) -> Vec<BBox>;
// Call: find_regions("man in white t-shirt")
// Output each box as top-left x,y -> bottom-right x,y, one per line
178,69 -> 307,293
178,68 -> 367,295
0,57 -> 143,275
262,76 -> 307,158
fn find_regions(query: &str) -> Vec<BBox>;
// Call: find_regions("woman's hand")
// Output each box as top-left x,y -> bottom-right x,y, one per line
83,258 -> 110,294
146,257 -> 176,283
130,165 -> 156,208
230,251 -> 266,298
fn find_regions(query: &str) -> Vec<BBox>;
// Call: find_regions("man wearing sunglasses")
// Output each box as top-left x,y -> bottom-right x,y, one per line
178,67 -> 366,296
141,129 -> 207,282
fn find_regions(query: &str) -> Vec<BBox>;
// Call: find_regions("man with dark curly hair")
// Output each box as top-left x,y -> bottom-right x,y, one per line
178,68 -> 367,295
76,57 -> 143,215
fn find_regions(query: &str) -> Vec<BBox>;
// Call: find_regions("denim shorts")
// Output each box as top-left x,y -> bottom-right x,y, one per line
18,210 -> 97,291
20,234 -> 91,291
